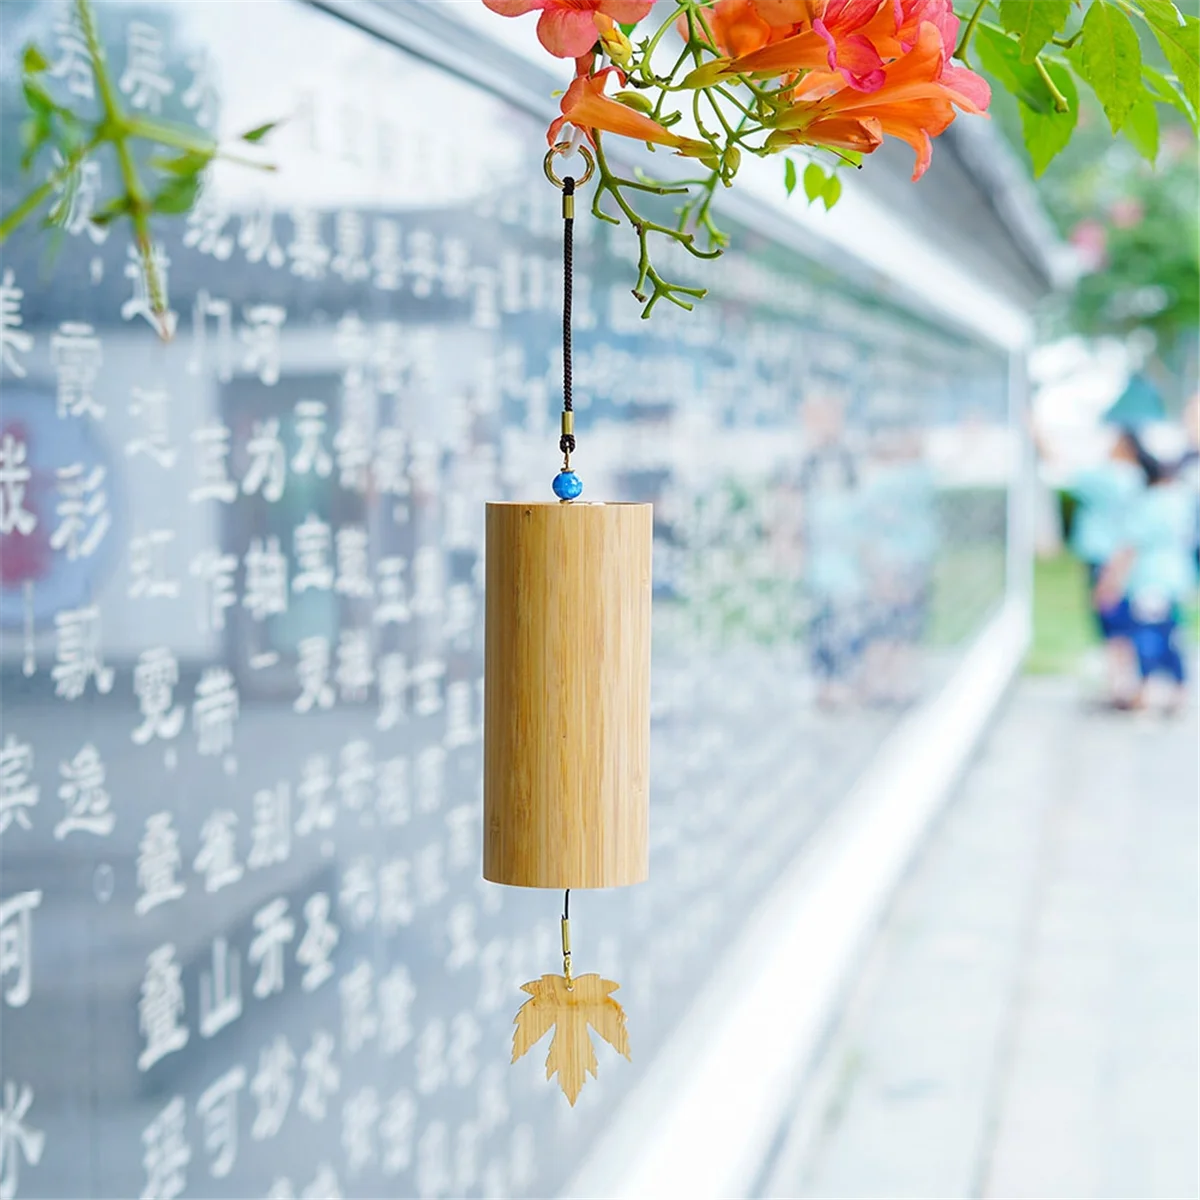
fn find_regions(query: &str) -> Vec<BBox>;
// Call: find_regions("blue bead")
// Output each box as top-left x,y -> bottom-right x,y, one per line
552,470 -> 583,500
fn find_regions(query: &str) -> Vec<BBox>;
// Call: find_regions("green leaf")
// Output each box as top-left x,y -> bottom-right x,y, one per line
1019,60 -> 1079,174
151,148 -> 215,176
1139,2 -> 1199,116
1142,62 -> 1196,126
1122,89 -> 1160,160
1078,0 -> 1143,132
822,172 -> 842,209
240,121 -> 278,144
22,43 -> 50,74
619,21 -> 639,34
975,25 -> 1056,113
784,157 -> 797,196
90,195 -> 134,227
803,162 -> 827,204
1000,0 -> 1072,63
151,173 -> 202,215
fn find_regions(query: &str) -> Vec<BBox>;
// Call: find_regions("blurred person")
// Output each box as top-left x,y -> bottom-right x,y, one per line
1175,391 -> 1200,572
1048,425 -> 1146,704
1095,443 -> 1197,714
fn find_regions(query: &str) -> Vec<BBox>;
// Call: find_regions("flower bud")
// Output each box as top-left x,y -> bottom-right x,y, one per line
598,21 -> 634,68
614,89 -> 654,115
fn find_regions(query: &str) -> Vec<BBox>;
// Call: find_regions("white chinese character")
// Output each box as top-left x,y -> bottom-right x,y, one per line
373,427 -> 409,503
199,936 -> 241,1038
412,659 -> 445,719
444,682 -> 476,750
376,653 -> 409,732
0,434 -> 35,535
379,1090 -> 416,1176
408,440 -> 440,494
477,1063 -> 509,1133
471,266 -> 499,329
186,291 -> 234,381
248,783 -> 291,869
372,218 -> 403,291
338,858 -> 375,931
181,49 -> 218,128
339,960 -> 377,1054
407,229 -> 439,298
415,1121 -> 451,1200
377,964 -> 415,1055
183,174 -> 233,260
477,939 -> 508,1015
446,904 -> 478,972
341,1088 -> 379,1176
49,322 -> 104,418
293,515 -> 333,592
448,1012 -> 481,1087
243,537 -> 288,620
378,858 -> 414,933
193,667 -> 238,758
239,201 -> 285,268
242,304 -> 286,385
445,584 -> 476,651
301,1162 -> 341,1200
0,270 -> 33,378
251,1036 -> 295,1141
455,1121 -> 480,1194
122,243 -> 177,337
127,387 -> 177,467
135,812 -> 186,914
292,401 -> 332,477
129,530 -> 180,599
0,737 -> 38,837
193,810 -> 243,893
414,842 -> 447,908
445,804 -> 476,872
119,20 -> 173,112
374,558 -> 410,625
336,630 -> 374,704
189,425 -> 236,503
50,5 -> 93,97
54,744 -> 112,838
295,755 -> 335,837
335,389 -> 373,494
0,890 -> 42,1008
295,636 -> 334,714
337,740 -> 373,814
296,892 -> 339,993
511,1124 -> 537,1191
373,322 -> 406,396
332,211 -> 369,282
249,898 -> 294,998
376,756 -> 410,826
416,745 -> 446,813
190,549 -> 237,633
138,943 -> 189,1071
141,1095 -> 189,1200
298,1030 -> 340,1121
243,418 -> 286,501
443,237 -> 471,298
412,546 -> 444,616
52,606 -> 114,699
287,210 -> 329,280
196,1066 -> 246,1178
50,463 -> 110,559
334,527 -> 372,598
132,647 -> 186,745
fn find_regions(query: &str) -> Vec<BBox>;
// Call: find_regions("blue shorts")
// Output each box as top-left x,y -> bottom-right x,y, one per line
1129,610 -> 1185,683
1086,562 -> 1132,640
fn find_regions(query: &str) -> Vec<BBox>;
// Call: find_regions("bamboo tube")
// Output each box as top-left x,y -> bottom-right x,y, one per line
483,501 -> 652,888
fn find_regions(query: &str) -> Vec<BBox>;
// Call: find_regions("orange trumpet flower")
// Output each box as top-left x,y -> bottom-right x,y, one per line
483,0 -> 654,58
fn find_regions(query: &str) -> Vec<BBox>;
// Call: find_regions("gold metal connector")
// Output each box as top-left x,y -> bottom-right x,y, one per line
561,916 -> 573,988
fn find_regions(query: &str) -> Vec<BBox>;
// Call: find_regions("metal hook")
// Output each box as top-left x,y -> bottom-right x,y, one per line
544,141 -> 595,190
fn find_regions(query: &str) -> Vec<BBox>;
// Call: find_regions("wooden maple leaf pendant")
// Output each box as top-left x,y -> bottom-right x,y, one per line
511,973 -> 631,1104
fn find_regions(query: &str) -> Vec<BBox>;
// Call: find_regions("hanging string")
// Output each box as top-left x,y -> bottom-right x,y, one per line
561,888 -> 573,988
545,140 -> 593,502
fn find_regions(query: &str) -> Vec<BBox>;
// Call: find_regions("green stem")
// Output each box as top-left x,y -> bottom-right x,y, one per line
76,0 -> 171,337
953,0 -> 989,64
0,131 -> 101,240
1034,55 -> 1070,112
1052,29 -> 1083,49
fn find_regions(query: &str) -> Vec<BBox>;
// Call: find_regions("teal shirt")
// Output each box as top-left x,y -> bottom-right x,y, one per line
1068,461 -> 1143,566
1125,481 -> 1199,609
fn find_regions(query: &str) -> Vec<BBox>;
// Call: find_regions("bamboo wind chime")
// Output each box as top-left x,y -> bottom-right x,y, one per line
482,142 -> 652,1105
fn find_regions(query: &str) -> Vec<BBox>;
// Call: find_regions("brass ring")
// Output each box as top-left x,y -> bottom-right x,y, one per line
544,141 -> 595,189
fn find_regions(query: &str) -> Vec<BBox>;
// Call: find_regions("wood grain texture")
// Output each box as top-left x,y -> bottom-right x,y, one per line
483,502 -> 651,888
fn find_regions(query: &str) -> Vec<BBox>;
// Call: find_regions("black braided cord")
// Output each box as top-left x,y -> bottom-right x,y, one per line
560,175 -> 576,459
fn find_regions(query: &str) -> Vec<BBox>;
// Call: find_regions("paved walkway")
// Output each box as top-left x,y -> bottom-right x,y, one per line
764,678 -> 1199,1200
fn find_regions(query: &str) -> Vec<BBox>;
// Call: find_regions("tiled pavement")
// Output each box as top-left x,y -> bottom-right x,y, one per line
763,678 -> 1199,1200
